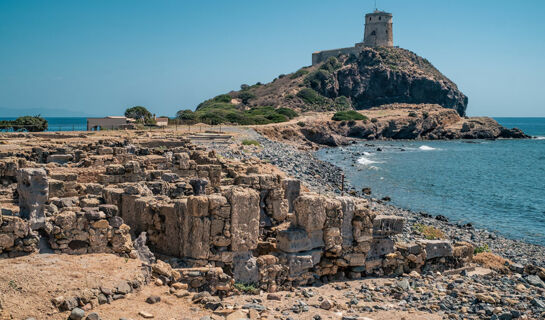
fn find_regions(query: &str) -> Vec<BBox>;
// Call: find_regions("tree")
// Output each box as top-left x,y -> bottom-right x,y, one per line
11,116 -> 48,132
238,91 -> 256,104
125,106 -> 153,123
175,109 -> 196,124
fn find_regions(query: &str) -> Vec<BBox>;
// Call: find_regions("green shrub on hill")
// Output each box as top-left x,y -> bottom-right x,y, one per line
238,91 -> 256,104
190,98 -> 294,125
304,69 -> 332,90
297,88 -> 329,106
332,111 -> 368,122
175,109 -> 197,124
334,96 -> 352,111
213,94 -> 233,103
276,108 -> 298,119
320,57 -> 342,73
290,68 -> 310,79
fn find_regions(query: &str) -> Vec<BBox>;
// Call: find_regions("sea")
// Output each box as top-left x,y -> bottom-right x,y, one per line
316,118 -> 545,246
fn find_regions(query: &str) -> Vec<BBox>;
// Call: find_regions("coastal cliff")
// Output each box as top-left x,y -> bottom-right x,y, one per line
307,47 -> 469,116
256,104 -> 528,147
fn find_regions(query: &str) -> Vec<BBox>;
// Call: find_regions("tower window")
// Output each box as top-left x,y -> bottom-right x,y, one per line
379,17 -> 382,20
371,30 -> 376,36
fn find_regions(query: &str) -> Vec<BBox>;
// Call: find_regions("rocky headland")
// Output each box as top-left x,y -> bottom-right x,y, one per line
255,104 -> 528,148
189,47 -> 528,147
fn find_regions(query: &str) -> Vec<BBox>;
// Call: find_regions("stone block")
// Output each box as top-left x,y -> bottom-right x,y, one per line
324,227 -> 342,256
17,168 -> 48,229
178,199 -> 211,260
283,178 -> 301,213
337,197 -> 355,248
419,240 -> 453,260
47,154 -> 73,164
286,250 -> 322,277
294,194 -> 326,233
277,228 -> 324,253
344,253 -> 367,267
187,196 -> 209,217
259,174 -> 279,190
226,187 -> 260,252
232,251 -> 259,284
367,238 -> 395,260
372,215 -> 404,237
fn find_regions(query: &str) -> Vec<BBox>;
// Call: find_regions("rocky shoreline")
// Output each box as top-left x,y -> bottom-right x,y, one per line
194,128 -> 545,319
219,129 -> 545,269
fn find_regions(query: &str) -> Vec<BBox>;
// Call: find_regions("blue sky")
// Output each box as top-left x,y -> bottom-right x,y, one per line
1,0 -> 544,117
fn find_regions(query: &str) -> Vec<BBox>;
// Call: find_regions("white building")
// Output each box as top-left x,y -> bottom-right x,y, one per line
86,116 -> 136,131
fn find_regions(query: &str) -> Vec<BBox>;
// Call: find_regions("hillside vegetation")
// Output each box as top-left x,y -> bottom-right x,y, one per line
184,47 -> 469,125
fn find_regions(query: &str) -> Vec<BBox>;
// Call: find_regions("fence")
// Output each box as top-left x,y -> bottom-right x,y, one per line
0,122 -> 226,133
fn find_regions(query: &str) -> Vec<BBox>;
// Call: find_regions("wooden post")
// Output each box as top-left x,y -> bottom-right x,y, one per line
341,173 -> 345,196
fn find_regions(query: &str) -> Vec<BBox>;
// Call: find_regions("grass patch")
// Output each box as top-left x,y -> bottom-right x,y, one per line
332,111 -> 368,122
241,139 -> 260,146
474,244 -> 490,254
412,223 -> 445,240
473,252 -> 509,274
234,282 -> 259,294
297,121 -> 306,127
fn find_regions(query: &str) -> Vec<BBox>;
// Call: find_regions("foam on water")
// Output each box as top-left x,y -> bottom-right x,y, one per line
357,156 -> 380,166
535,136 -> 545,140
418,145 -> 437,151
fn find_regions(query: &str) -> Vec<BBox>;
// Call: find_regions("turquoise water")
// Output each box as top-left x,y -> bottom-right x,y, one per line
316,118 -> 545,245
0,117 -> 87,131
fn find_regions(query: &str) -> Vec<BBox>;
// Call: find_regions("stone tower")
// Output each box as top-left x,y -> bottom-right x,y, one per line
363,10 -> 393,47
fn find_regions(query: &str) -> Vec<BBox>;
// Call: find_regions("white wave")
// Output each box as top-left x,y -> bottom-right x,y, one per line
535,136 -> 545,140
418,145 -> 437,151
357,156 -> 379,166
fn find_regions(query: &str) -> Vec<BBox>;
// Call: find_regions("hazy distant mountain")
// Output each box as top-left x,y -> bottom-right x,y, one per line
0,106 -> 95,118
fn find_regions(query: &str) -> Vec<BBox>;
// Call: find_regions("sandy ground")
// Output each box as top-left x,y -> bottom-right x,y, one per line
91,279 -> 444,320
0,252 -> 444,320
0,254 -> 143,320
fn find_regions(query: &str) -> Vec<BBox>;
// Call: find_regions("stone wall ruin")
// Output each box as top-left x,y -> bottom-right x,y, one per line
0,135 -> 473,293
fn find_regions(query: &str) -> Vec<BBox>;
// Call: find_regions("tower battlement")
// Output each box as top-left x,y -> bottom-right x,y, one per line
363,10 -> 393,47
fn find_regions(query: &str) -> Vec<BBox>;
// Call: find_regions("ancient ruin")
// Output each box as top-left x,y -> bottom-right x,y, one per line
0,130 -> 477,318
